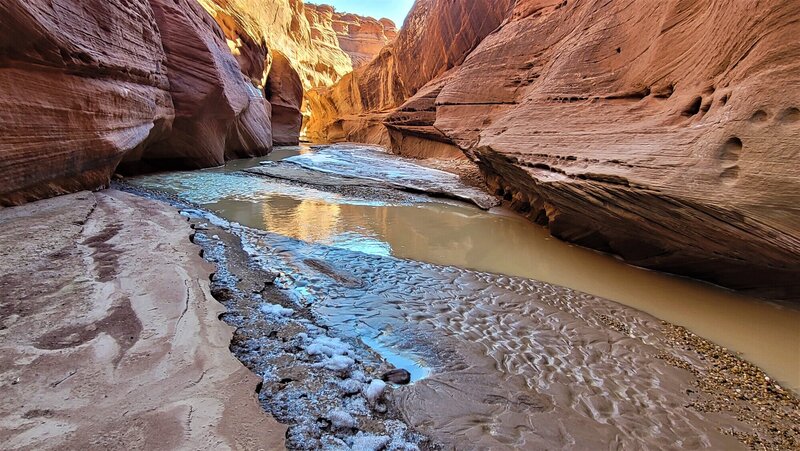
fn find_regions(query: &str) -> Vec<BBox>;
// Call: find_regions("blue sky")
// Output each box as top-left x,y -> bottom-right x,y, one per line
316,0 -> 415,27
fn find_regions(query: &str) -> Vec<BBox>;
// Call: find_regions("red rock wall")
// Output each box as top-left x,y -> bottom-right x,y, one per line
0,0 -> 272,205
267,52 -> 304,145
140,0 -> 271,170
322,7 -> 397,69
197,1 -> 395,147
306,0 -> 800,300
0,0 -> 174,205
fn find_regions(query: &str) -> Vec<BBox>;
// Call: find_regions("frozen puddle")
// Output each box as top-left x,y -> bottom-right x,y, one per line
360,335 -> 431,383
246,144 -> 499,209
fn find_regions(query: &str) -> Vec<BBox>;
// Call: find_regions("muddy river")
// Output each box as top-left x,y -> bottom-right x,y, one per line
129,144 -> 799,449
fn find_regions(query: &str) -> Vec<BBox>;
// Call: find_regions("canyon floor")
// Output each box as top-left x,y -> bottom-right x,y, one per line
0,191 -> 285,450
0,146 -> 798,450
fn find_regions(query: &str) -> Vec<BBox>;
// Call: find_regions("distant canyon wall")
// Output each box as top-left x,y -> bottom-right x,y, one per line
304,0 -> 800,301
195,0 -> 396,142
303,0 -> 515,148
0,0 -> 392,205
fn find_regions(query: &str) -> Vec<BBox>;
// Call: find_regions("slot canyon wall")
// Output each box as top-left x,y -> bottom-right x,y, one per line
304,0 -> 800,301
0,0 -> 271,205
198,0 -> 397,143
0,0 -> 392,206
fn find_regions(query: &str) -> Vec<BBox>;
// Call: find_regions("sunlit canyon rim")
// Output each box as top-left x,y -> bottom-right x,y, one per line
0,0 -> 798,450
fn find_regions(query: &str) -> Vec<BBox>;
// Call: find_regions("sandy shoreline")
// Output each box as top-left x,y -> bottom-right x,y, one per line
0,190 -> 285,450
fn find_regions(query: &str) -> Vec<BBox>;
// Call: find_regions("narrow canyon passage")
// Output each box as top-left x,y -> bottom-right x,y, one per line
127,144 -> 799,449
2,0 -> 799,449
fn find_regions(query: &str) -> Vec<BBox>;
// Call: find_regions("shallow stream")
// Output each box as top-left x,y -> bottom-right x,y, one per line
130,144 -> 799,449
131,144 -> 799,391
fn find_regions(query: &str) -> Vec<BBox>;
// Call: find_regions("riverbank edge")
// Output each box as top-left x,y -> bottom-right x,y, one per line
0,190 -> 285,449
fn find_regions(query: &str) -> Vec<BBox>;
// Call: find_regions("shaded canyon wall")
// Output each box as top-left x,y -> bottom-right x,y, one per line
0,0 -> 271,205
304,0 -> 800,300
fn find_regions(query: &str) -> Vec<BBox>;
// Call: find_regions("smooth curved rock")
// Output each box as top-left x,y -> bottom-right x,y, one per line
0,0 -> 274,205
267,52 -> 304,145
0,0 -> 174,206
432,0 -> 800,300
137,0 -> 271,171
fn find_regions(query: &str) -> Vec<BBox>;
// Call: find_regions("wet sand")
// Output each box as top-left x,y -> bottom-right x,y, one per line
123,178 -> 797,449
215,221 -> 798,450
0,191 -> 285,449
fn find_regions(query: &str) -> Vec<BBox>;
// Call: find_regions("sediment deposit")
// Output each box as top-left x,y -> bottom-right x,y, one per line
0,190 -> 285,449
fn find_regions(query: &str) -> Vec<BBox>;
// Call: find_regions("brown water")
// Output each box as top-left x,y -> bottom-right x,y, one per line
130,144 -> 800,394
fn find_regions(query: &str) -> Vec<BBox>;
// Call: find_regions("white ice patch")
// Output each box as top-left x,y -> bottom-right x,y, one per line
320,355 -> 355,372
306,336 -> 353,358
349,432 -> 391,451
363,379 -> 386,405
260,303 -> 294,317
327,409 -> 357,429
338,378 -> 364,395
305,335 -> 357,372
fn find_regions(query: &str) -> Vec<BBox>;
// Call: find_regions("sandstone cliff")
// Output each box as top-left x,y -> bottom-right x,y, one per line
198,0 -> 343,89
197,0 -> 395,145
137,0 -> 272,170
0,0 -> 172,205
0,0 -> 271,205
305,0 -> 800,300
303,0 -> 515,147
316,5 -> 397,69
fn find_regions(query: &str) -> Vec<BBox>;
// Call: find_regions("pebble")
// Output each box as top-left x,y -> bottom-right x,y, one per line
381,369 -> 411,385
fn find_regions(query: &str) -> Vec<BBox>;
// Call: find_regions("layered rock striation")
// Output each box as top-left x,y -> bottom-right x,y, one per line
0,0 -> 173,205
0,0 -> 271,205
318,5 -> 397,69
305,0 -> 800,300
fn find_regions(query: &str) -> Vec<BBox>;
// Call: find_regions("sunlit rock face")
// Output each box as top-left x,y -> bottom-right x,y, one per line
198,0 -> 351,90
316,5 -> 398,69
305,0 -> 800,300
0,0 -> 173,206
197,0 -> 394,146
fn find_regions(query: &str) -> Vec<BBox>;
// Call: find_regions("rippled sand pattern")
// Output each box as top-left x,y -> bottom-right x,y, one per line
239,228 -> 744,450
